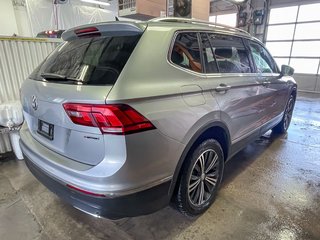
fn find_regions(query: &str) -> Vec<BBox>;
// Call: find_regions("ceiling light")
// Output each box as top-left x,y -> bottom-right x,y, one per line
81,0 -> 110,6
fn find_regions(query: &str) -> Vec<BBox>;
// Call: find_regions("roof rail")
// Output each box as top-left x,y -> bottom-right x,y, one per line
150,17 -> 250,36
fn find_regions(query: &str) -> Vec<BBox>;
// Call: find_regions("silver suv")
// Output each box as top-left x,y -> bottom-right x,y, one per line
19,18 -> 296,219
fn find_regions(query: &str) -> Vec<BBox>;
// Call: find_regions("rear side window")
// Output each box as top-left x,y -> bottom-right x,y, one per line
170,32 -> 202,73
208,34 -> 252,73
249,41 -> 278,73
29,35 -> 141,85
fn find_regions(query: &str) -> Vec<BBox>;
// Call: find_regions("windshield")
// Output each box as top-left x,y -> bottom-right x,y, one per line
29,34 -> 141,85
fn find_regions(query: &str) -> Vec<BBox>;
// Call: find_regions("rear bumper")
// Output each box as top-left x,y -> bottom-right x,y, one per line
19,121 -> 181,195
24,154 -> 171,219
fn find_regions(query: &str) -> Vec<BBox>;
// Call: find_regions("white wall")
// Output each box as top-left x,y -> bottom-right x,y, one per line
294,74 -> 320,93
14,5 -> 32,37
0,37 -> 60,153
26,0 -> 118,36
0,0 -> 19,36
0,0 -> 119,37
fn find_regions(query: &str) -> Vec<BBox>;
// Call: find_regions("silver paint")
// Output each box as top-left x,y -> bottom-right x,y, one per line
19,21 -> 296,200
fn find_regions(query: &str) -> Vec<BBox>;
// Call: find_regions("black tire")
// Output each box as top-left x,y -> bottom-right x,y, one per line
174,139 -> 224,217
273,94 -> 295,134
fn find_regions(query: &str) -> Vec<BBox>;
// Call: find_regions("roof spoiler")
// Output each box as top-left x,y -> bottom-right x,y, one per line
62,22 -> 146,41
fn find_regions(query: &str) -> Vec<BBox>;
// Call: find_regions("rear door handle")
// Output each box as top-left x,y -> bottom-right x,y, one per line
215,84 -> 231,92
262,81 -> 271,86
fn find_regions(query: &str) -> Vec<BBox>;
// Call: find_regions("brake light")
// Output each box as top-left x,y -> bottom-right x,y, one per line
75,27 -> 101,38
63,103 -> 156,135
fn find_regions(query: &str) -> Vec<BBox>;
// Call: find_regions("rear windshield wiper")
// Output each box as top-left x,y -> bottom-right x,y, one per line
40,73 -> 80,83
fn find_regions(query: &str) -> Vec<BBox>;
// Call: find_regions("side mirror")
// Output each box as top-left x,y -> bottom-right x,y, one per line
280,65 -> 294,77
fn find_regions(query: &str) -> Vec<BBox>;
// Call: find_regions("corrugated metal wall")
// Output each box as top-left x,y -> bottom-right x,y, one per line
0,37 -> 61,153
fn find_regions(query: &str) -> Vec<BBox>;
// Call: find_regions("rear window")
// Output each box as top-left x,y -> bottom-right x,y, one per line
30,35 -> 141,85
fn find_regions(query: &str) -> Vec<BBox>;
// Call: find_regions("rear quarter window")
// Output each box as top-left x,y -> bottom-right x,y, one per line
170,32 -> 202,73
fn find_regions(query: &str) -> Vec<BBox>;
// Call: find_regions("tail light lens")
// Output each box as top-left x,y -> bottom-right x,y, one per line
63,103 -> 156,135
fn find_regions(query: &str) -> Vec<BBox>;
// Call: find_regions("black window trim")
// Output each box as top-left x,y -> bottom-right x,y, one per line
199,32 -> 220,74
242,38 -> 258,73
206,32 -> 221,73
197,32 -> 206,74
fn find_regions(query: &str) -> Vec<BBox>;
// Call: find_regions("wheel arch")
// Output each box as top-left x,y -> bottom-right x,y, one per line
168,121 -> 231,199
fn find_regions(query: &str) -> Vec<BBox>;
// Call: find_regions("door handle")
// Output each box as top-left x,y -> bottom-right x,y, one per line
262,81 -> 271,86
215,84 -> 231,92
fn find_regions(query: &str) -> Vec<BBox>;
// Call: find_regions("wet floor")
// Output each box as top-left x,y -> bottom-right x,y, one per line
0,92 -> 319,240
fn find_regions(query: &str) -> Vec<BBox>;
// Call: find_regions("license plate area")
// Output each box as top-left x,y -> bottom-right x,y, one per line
37,120 -> 54,140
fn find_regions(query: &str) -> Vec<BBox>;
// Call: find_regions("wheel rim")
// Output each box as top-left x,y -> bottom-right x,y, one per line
284,96 -> 294,130
188,149 -> 219,207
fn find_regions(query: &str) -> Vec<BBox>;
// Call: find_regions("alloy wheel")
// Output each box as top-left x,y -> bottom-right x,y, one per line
188,149 -> 220,206
284,96 -> 294,130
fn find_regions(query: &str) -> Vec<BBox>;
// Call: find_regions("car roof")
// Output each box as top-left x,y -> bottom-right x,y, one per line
62,17 -> 258,42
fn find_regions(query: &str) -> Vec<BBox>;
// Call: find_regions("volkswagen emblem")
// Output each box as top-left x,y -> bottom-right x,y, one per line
31,95 -> 38,110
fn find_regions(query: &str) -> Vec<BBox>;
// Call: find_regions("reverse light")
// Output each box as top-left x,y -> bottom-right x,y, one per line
63,103 -> 156,135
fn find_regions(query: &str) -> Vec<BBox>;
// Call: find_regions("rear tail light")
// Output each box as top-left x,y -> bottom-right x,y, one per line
63,103 -> 156,135
74,27 -> 101,38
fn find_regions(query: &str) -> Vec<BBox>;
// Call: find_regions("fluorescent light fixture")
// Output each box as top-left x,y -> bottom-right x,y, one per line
233,0 -> 247,2
81,0 -> 110,6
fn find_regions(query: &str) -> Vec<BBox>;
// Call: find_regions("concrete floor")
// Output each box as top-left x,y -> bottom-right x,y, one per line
0,92 -> 319,240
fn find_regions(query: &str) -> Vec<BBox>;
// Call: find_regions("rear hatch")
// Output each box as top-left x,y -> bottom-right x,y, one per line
20,22 -> 145,166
